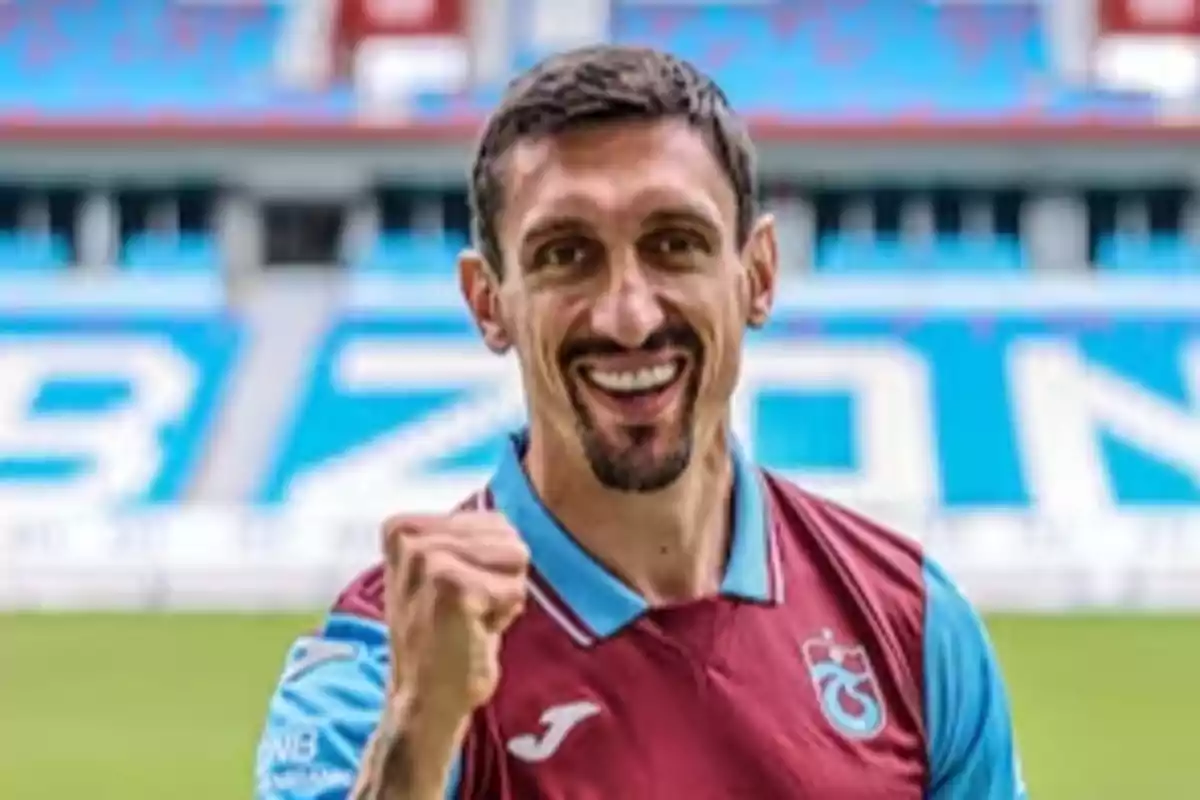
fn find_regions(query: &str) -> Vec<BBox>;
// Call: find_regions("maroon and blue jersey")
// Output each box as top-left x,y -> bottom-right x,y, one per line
256,434 -> 1027,799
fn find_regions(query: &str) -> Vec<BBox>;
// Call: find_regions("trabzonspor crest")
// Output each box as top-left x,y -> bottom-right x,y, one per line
802,629 -> 887,740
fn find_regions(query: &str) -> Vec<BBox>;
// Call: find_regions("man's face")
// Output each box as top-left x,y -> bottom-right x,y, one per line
464,118 -> 777,492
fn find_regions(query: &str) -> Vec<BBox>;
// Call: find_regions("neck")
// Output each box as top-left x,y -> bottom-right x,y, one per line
525,424 -> 735,606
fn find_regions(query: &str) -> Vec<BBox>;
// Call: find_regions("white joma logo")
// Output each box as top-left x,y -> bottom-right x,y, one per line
282,639 -> 358,683
506,700 -> 601,763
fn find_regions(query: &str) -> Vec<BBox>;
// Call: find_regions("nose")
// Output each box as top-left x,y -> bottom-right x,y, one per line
588,261 -> 666,349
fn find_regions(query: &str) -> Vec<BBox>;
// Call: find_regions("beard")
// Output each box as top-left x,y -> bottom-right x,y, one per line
560,325 -> 704,493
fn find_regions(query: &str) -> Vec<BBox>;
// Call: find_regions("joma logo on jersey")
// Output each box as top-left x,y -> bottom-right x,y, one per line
802,629 -> 887,740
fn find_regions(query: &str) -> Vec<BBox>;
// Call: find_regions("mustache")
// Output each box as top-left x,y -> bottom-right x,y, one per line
558,324 -> 703,365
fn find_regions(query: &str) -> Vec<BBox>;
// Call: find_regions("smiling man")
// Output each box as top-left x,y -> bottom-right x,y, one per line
255,45 -> 1027,800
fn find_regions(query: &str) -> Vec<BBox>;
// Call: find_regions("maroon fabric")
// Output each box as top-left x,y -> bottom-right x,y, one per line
332,477 -> 931,799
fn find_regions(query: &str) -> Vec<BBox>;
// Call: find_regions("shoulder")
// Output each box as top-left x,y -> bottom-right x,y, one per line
256,577 -> 391,798
762,470 -> 926,599
760,470 -> 938,669
332,563 -> 387,621
763,471 -> 923,558
921,558 -> 1026,798
760,469 -> 998,655
921,556 -> 999,694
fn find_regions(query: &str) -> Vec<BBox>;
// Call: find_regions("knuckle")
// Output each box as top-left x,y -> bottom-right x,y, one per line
504,590 -> 527,614
380,515 -> 418,554
403,543 -> 428,575
502,540 -> 531,571
404,534 -> 431,556
381,513 -> 414,536
422,550 -> 451,577
490,576 -> 524,604
424,552 -> 464,590
379,522 -> 398,556
513,539 -> 531,563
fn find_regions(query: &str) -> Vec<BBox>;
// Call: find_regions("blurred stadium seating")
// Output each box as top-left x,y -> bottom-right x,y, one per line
0,0 -> 1194,641
0,1 -> 1197,798
0,0 -> 1196,278
0,0 -> 1164,120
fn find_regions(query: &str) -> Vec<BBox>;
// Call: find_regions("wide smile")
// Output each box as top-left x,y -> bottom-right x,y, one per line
574,354 -> 691,424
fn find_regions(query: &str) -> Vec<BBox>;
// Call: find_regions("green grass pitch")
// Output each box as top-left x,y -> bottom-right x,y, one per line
1,613 -> 1197,799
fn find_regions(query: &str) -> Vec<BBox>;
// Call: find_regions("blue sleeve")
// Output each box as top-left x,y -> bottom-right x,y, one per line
923,558 -> 1028,800
255,613 -> 463,799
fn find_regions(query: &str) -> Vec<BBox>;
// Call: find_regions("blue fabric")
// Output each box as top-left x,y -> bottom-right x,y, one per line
255,613 -> 462,799
489,431 -> 771,639
923,558 -> 1028,799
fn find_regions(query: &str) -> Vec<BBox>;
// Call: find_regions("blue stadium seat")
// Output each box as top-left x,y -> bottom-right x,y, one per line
0,0 -> 1162,126
0,232 -> 71,272
353,232 -> 467,277
922,236 -> 1025,273
1096,234 -> 1200,274
121,232 -> 221,273
816,234 -> 1025,274
817,235 -> 916,273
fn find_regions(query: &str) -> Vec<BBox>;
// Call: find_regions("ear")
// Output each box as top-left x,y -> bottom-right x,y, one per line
458,249 -> 511,354
743,213 -> 779,329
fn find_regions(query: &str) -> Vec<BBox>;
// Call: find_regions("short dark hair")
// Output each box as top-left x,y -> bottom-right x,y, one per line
468,45 -> 758,277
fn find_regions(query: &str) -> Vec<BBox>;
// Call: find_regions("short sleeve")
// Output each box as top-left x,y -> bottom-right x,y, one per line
923,558 -> 1028,800
254,613 -> 463,799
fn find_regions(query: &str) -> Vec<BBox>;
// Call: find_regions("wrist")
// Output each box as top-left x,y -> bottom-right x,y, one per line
392,671 -> 477,730
383,688 -> 471,791
391,689 -> 470,741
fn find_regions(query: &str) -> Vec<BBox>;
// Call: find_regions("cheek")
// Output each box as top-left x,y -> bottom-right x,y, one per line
515,303 -> 573,401
694,301 -> 746,398
706,330 -> 744,398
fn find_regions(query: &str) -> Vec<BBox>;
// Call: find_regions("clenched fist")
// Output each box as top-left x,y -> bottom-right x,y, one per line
381,511 -> 530,718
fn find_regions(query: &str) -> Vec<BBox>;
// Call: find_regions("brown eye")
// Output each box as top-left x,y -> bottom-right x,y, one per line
658,235 -> 694,255
644,230 -> 707,259
534,239 -> 593,270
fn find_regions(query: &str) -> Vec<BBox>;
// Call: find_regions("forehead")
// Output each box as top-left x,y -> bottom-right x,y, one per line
499,118 -> 737,241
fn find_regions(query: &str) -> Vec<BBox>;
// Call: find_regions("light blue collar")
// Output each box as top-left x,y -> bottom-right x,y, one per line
489,430 -> 773,640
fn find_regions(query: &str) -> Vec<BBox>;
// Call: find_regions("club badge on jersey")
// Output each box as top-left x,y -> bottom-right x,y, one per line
801,628 -> 888,741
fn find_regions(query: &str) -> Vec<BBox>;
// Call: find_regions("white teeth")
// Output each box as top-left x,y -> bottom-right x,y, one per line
587,362 -> 680,394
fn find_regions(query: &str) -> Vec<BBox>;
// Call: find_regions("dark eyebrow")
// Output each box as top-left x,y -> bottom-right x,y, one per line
642,206 -> 721,231
520,216 -> 594,245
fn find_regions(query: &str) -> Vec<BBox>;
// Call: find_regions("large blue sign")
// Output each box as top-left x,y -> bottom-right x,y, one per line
2,302 -> 1193,514
0,313 -> 242,506
262,308 -> 1200,515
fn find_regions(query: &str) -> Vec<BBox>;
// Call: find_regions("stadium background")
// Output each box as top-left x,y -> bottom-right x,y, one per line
0,0 -> 1198,797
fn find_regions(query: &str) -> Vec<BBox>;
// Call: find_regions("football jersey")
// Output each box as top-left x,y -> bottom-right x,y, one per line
256,433 -> 1027,799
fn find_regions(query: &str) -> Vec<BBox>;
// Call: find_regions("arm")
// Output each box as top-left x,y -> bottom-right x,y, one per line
350,689 -> 467,799
923,559 -> 1028,800
255,613 -> 464,800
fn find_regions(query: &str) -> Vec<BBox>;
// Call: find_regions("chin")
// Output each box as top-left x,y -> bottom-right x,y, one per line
579,421 -> 694,493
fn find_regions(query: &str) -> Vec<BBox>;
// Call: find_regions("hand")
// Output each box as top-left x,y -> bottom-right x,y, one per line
381,511 -> 529,721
